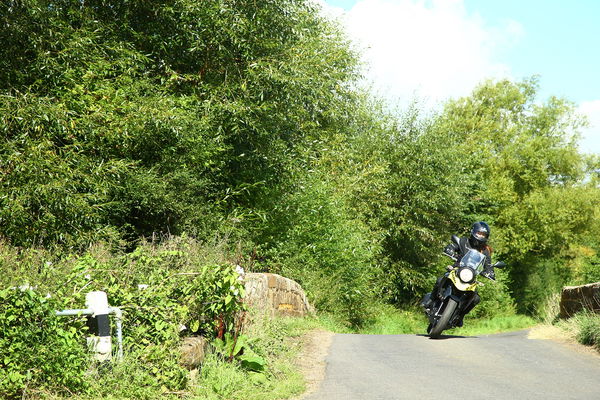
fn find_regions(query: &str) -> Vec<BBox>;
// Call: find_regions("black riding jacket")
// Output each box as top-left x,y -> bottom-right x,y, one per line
444,236 -> 492,271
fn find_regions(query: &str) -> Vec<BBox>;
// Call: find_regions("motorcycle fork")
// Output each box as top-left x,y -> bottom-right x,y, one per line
433,285 -> 454,317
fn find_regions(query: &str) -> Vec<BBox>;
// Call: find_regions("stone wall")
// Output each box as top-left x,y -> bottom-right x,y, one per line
559,282 -> 600,318
244,273 -> 314,317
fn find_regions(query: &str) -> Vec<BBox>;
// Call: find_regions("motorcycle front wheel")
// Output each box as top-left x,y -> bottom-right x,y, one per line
429,298 -> 457,339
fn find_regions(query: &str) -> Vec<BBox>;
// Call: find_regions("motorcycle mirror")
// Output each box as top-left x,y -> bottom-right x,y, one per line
451,234 -> 460,246
493,261 -> 506,269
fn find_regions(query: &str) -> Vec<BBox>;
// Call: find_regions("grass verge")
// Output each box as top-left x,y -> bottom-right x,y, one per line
445,314 -> 537,336
47,313 -> 317,400
190,313 -> 318,400
314,303 -> 537,337
550,311 -> 600,352
575,312 -> 600,349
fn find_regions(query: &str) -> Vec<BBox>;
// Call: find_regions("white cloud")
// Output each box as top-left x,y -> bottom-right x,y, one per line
319,0 -> 521,109
316,0 -> 600,154
577,100 -> 600,155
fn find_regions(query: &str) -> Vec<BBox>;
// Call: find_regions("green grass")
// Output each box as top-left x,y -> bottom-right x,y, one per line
574,312 -> 600,349
357,305 -> 425,335
553,311 -> 600,351
445,314 -> 537,336
190,314 -> 314,400
314,303 -> 537,337
193,353 -> 305,400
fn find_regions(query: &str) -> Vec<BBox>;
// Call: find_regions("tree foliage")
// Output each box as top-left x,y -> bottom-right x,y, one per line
0,0 -> 359,248
1,1 -> 599,333
435,78 -> 600,313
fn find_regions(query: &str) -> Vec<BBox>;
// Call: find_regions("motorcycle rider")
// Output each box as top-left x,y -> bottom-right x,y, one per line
422,221 -> 495,327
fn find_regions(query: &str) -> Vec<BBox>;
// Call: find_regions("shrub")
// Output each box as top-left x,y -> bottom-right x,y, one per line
257,176 -> 380,327
67,240 -> 248,393
0,236 -> 248,397
578,255 -> 600,284
512,257 -> 572,316
0,288 -> 89,399
469,268 -> 516,319
576,311 -> 600,350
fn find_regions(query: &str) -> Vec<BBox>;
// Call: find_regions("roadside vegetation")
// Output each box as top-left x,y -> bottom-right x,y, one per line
571,312 -> 600,351
1,0 -> 599,398
0,238 -> 319,400
529,294 -> 600,352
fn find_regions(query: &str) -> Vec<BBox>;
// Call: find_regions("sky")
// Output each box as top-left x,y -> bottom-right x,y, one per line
319,0 -> 600,154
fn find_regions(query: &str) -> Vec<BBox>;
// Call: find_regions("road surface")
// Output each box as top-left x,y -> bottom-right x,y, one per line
305,330 -> 600,400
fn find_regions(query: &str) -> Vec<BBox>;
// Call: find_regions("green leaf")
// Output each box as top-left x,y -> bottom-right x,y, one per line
239,353 -> 267,372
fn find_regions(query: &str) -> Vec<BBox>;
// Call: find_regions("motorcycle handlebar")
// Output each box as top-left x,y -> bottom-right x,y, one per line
442,252 -> 457,262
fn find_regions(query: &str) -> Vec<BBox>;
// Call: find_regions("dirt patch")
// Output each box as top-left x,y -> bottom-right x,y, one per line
291,329 -> 334,399
528,324 -> 573,341
528,325 -> 600,359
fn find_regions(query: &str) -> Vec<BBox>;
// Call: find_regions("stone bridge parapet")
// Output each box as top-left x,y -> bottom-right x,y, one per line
560,282 -> 600,318
244,273 -> 314,317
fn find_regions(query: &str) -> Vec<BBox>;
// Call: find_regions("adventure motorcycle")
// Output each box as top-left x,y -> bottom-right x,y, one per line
421,235 -> 505,338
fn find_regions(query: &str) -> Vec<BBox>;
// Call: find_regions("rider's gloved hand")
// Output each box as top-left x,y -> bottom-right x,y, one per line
482,269 -> 496,280
443,244 -> 456,257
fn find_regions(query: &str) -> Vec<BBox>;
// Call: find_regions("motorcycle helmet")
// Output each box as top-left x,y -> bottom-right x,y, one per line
469,221 -> 490,247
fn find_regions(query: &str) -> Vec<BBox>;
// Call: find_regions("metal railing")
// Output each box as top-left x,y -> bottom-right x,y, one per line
55,292 -> 123,361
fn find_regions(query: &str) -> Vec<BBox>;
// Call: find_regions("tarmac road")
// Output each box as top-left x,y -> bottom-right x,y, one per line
304,330 -> 600,400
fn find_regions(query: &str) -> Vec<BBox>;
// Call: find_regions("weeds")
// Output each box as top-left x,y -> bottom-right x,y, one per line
193,314 -> 310,400
569,311 -> 600,350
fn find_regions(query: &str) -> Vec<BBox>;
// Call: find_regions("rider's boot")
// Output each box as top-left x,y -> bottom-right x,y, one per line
421,293 -> 432,311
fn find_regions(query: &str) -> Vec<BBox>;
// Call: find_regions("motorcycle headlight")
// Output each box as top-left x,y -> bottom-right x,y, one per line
458,267 -> 475,283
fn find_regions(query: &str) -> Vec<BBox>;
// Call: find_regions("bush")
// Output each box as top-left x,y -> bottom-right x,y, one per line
0,288 -> 89,399
0,236 -> 248,397
511,257 -> 572,316
257,175 -> 380,327
577,252 -> 600,285
576,312 -> 600,350
469,268 -> 516,319
65,239 -> 248,393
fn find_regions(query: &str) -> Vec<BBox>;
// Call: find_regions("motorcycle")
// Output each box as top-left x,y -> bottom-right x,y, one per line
421,235 -> 505,338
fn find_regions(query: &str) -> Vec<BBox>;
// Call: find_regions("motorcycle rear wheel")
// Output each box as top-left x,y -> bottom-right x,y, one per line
429,298 -> 457,339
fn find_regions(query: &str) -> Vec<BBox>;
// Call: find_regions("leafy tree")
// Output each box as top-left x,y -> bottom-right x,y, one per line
308,99 -> 475,303
0,0 -> 361,249
435,78 -> 600,313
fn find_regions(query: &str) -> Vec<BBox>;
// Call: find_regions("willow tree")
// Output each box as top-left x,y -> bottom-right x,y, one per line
0,0 -> 362,248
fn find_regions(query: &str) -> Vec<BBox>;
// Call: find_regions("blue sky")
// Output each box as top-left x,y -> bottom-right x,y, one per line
464,0 -> 599,103
321,0 -> 600,154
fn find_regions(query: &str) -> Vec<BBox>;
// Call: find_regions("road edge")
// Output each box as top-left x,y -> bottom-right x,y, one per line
291,329 -> 334,400
528,324 -> 600,359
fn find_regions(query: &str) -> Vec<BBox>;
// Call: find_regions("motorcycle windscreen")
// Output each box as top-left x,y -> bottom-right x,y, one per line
459,249 -> 486,273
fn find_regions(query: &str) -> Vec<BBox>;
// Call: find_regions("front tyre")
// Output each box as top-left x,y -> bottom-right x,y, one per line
429,298 -> 457,339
